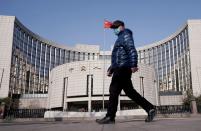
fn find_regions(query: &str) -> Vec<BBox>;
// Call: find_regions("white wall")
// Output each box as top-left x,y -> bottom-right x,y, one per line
19,98 -> 47,109
48,60 -> 158,109
0,16 -> 15,98
188,20 -> 201,96
160,95 -> 184,105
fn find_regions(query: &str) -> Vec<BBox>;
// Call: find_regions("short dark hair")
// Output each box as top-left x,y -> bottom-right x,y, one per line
110,20 -> 124,29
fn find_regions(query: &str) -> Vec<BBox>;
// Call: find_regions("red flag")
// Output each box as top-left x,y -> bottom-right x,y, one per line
104,20 -> 112,28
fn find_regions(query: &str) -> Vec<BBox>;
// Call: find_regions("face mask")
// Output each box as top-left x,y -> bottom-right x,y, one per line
114,27 -> 121,35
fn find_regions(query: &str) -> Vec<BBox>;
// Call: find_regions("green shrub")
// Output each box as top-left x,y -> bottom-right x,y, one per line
183,89 -> 194,106
0,97 -> 12,107
183,89 -> 201,113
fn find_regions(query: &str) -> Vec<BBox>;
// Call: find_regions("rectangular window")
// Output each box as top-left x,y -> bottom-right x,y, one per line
31,40 -> 37,65
51,47 -> 55,69
148,49 -> 153,65
177,36 -> 181,57
70,51 -> 74,62
36,42 -> 41,75
27,37 -> 32,64
64,50 -> 69,63
74,51 -> 78,61
56,48 -> 60,65
46,46 -> 50,70
41,44 -> 46,69
78,52 -> 81,61
88,53 -> 90,60
80,52 -> 84,61
180,32 -> 184,54
61,49 -> 65,64
92,53 -> 95,60
173,38 -> 177,63
140,51 -> 145,63
83,52 -> 86,60
144,50 -> 149,64
25,71 -> 30,94
184,28 -> 189,50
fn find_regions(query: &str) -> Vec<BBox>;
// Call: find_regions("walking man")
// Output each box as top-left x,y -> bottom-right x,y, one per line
96,20 -> 156,124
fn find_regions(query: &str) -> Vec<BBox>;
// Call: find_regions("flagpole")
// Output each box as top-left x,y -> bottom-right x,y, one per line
102,19 -> 106,111
102,19 -> 112,111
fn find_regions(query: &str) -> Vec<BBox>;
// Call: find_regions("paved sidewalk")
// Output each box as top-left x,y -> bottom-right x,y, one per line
0,117 -> 201,131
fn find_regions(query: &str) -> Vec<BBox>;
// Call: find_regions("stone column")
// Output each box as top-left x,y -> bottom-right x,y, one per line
118,96 -> 120,111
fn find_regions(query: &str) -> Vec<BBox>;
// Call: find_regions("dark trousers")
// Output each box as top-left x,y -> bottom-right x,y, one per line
106,67 -> 155,119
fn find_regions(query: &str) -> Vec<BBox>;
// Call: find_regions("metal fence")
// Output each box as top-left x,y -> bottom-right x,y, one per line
156,105 -> 191,114
3,105 -> 192,119
5,109 -> 46,119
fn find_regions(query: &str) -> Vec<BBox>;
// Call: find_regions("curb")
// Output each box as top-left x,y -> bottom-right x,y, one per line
1,113 -> 200,125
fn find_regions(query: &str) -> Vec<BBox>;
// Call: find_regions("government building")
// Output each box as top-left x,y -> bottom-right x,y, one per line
0,15 -> 201,112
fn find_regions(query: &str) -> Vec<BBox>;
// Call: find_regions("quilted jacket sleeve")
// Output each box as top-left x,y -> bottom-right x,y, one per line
123,33 -> 138,67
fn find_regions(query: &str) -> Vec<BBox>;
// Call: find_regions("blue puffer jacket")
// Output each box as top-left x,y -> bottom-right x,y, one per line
108,29 -> 138,73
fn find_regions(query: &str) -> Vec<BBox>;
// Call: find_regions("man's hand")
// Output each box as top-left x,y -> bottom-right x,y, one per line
107,66 -> 113,77
107,71 -> 112,77
131,67 -> 138,73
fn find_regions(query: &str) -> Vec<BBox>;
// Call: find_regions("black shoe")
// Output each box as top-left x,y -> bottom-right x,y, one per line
96,116 -> 115,124
145,109 -> 156,122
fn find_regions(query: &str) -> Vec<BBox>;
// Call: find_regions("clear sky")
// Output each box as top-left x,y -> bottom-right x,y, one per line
1,0 -> 201,50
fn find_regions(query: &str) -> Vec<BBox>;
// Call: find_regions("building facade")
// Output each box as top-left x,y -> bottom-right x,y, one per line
48,61 -> 157,111
1,15 -> 201,108
0,16 -> 100,100
137,20 -> 201,102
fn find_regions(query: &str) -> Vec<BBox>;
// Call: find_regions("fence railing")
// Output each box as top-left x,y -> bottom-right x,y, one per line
5,109 -> 46,119
3,105 -> 193,119
156,105 -> 191,114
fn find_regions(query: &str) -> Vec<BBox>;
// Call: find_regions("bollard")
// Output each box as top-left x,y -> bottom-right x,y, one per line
190,98 -> 198,115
